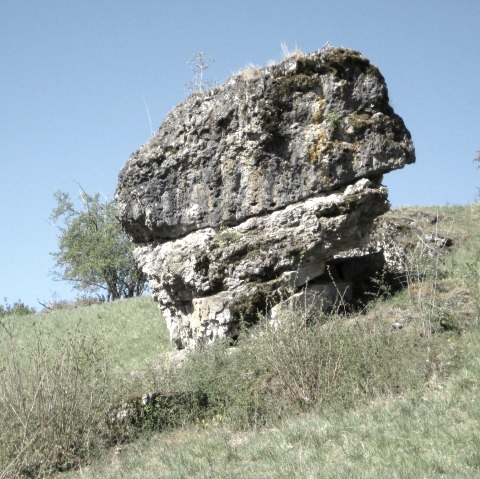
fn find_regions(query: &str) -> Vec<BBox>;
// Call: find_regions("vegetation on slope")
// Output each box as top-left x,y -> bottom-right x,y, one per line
62,331 -> 480,478
50,190 -> 147,301
0,297 -> 169,478
0,205 -> 479,478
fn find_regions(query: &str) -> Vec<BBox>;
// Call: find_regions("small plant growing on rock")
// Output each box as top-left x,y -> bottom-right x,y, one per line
326,110 -> 341,128
186,52 -> 215,94
280,41 -> 304,59
218,227 -> 241,246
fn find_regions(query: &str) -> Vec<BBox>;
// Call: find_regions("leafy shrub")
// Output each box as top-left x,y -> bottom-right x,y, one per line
0,298 -> 35,317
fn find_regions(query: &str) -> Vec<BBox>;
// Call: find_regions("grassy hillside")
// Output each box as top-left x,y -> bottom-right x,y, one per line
0,296 -> 171,376
1,205 -> 479,478
63,328 -> 480,478
0,297 -> 171,478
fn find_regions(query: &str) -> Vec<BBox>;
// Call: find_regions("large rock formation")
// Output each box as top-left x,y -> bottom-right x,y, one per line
116,47 -> 415,348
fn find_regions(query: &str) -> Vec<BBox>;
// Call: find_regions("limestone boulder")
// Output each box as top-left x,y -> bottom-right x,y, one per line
115,47 -> 415,348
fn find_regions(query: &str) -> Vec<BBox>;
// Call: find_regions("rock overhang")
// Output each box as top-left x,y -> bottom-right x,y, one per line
116,47 -> 414,244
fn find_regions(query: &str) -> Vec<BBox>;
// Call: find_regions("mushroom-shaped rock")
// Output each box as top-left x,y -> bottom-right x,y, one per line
115,47 -> 415,348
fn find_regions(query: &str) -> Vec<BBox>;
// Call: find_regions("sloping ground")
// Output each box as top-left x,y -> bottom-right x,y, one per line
0,297 -> 171,478
1,205 -> 479,478
63,328 -> 480,478
59,204 -> 480,479
0,296 -> 170,376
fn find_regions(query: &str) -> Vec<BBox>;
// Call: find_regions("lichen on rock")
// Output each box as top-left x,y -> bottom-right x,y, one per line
115,47 -> 415,348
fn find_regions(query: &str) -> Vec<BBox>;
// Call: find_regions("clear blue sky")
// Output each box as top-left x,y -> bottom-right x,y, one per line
1,0 -> 479,308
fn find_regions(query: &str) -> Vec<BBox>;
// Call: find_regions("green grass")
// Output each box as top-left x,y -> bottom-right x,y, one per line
0,297 -> 171,477
0,296 -> 170,377
62,327 -> 480,478
1,205 -> 479,478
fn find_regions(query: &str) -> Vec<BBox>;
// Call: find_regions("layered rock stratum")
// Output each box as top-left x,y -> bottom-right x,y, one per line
116,47 -> 415,348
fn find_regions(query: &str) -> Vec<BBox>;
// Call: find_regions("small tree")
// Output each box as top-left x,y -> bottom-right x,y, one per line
51,190 -> 147,301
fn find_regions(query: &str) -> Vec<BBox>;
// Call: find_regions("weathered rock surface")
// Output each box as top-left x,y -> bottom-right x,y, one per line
116,47 -> 415,348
